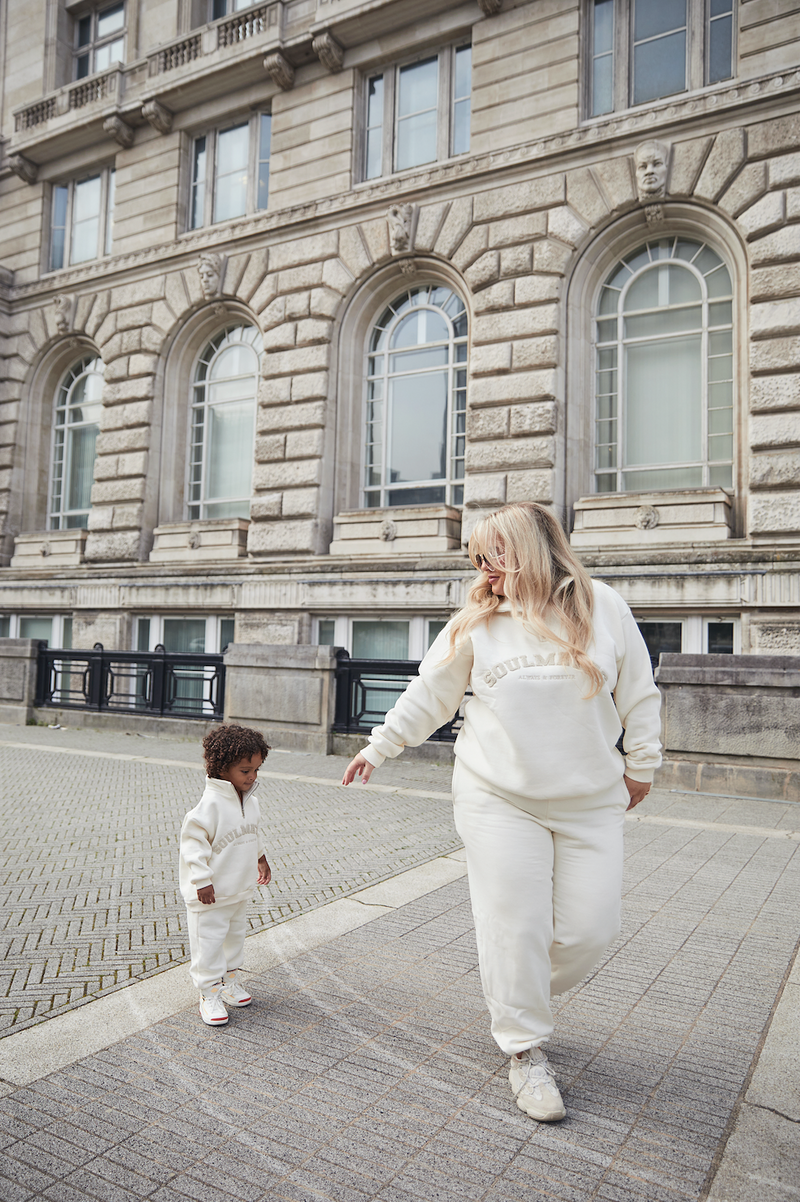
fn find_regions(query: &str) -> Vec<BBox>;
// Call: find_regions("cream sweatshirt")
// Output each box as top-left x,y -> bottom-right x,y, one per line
179,777 -> 267,911
362,580 -> 662,801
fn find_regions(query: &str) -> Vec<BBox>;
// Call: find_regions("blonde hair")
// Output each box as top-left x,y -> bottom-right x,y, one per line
447,502 -> 604,697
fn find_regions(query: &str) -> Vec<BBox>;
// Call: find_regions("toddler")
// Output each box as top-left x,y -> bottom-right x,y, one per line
179,724 -> 272,1026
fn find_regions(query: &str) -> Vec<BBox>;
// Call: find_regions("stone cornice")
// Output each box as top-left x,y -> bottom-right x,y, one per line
8,64 -> 800,303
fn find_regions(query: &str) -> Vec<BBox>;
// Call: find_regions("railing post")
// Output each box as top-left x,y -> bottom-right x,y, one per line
152,644 -> 167,714
34,641 -> 49,707
333,649 -> 351,731
87,643 -> 104,709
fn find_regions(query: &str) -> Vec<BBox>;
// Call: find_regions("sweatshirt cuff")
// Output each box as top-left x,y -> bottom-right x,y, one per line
624,765 -> 656,784
361,745 -> 386,769
192,875 -> 213,890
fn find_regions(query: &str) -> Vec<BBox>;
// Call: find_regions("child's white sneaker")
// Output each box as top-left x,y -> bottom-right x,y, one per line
509,1047 -> 566,1121
199,985 -> 229,1026
220,970 -> 252,1007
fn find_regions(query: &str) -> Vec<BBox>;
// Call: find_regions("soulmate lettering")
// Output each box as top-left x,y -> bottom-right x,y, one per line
483,653 -> 573,687
212,822 -> 259,855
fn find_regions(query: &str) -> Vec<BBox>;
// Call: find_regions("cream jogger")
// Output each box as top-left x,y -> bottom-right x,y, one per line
452,760 -> 628,1057
186,899 -> 249,993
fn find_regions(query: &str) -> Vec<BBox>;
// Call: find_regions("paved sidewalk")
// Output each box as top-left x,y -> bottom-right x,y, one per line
0,724 -> 797,1200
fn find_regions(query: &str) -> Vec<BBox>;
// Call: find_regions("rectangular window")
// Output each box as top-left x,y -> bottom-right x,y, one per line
589,0 -> 734,117
363,44 -> 470,181
635,615 -> 740,668
189,114 -> 270,230
315,617 -> 448,659
75,3 -> 125,80
135,615 -> 233,654
49,169 -> 115,271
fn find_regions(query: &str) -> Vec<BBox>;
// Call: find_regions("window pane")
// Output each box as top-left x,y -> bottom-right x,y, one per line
97,4 -> 125,38
592,53 -> 613,116
95,38 -> 123,71
636,621 -> 682,671
137,618 -> 151,652
427,621 -> 447,648
20,618 -> 53,642
625,307 -> 701,338
709,463 -> 733,487
206,401 -> 254,501
396,58 -> 438,170
391,309 -> 449,348
318,620 -> 336,645
594,0 -> 613,51
625,334 -> 701,467
163,619 -> 206,654
191,137 -> 206,229
624,466 -> 702,489
352,621 -> 409,659
453,47 -> 471,155
105,169 -> 115,255
707,623 -> 734,654
70,176 -> 102,264
389,371 -> 447,484
709,14 -> 733,83
215,125 -> 249,222
633,31 -> 686,104
257,114 -> 271,210
634,0 -> 686,42
78,15 -> 92,46
398,58 -> 438,116
51,185 -> 69,270
220,619 -> 235,651
66,424 -> 98,511
365,75 -> 384,179
0,617 -> 10,637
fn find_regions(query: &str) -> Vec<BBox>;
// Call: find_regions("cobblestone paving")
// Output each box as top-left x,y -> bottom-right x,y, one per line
0,792 -> 797,1201
0,725 -> 458,1037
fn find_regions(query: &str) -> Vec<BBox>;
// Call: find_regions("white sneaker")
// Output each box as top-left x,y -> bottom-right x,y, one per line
199,985 -> 229,1026
509,1047 -> 566,1121
220,970 -> 252,1007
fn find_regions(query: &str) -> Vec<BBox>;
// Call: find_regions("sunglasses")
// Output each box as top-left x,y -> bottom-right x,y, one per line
473,551 -> 506,571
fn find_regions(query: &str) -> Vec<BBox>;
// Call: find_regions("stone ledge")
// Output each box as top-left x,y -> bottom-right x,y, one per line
329,505 -> 462,556
10,528 -> 88,570
570,489 -> 733,549
149,519 -> 250,563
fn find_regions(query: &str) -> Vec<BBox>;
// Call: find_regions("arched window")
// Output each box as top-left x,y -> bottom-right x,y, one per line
364,285 -> 468,508
594,236 -> 733,493
49,355 -> 103,529
189,324 -> 260,520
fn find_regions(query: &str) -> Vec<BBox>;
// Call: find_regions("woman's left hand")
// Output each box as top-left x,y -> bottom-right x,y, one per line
623,775 -> 650,810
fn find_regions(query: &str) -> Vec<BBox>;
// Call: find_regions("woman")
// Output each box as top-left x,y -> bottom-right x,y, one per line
342,502 -> 661,1122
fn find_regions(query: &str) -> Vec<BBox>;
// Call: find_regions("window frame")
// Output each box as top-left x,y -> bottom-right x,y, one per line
0,614 -> 74,647
187,324 -> 261,522
188,113 -> 271,231
362,284 -> 469,511
592,235 -> 735,495
74,2 -> 126,81
314,616 -> 447,659
48,167 -> 116,272
360,42 -> 471,182
585,0 -> 736,119
135,615 -> 234,654
48,355 -> 103,532
634,614 -> 741,664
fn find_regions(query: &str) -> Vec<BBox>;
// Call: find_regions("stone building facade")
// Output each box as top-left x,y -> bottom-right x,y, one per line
0,0 -> 799,668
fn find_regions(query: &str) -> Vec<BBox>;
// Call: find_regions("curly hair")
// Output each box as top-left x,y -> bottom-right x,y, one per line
202,725 -> 271,778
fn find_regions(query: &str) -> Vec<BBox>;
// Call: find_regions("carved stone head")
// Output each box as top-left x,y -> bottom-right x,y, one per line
53,294 -> 74,335
386,203 -> 414,255
197,252 -> 223,300
634,140 -> 669,203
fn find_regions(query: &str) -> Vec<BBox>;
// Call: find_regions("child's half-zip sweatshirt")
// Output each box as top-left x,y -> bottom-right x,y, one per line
361,580 -> 662,801
179,777 -> 267,910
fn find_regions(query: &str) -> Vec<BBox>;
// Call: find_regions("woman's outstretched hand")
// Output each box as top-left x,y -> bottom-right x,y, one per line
623,775 -> 650,810
342,753 -> 374,786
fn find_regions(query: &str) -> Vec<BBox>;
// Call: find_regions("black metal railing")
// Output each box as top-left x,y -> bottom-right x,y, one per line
34,642 -> 225,719
332,651 -> 467,742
